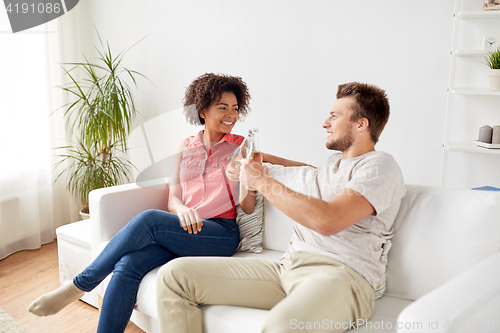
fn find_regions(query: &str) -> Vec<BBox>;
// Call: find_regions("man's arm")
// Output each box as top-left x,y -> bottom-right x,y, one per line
241,159 -> 374,236
262,152 -> 316,168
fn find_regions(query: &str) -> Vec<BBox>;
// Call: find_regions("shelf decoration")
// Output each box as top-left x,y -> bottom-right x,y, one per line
483,36 -> 500,51
478,125 -> 493,143
482,0 -> 500,11
484,47 -> 500,91
476,141 -> 500,149
476,125 -> 500,149
493,126 -> 500,144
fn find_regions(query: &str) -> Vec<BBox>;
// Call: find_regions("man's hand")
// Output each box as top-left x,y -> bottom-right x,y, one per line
240,159 -> 269,191
176,207 -> 203,234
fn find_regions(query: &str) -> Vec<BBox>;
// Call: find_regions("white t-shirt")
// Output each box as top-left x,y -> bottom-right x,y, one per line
284,151 -> 406,289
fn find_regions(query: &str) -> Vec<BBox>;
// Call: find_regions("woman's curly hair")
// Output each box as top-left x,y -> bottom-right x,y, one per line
183,73 -> 251,125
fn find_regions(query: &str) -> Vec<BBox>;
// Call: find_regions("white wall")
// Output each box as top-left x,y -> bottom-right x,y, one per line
57,0 -> 500,188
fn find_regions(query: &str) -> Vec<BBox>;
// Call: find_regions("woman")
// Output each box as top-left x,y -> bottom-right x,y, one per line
28,73 -> 256,332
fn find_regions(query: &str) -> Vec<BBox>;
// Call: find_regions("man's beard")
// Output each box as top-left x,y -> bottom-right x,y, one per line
326,128 -> 354,151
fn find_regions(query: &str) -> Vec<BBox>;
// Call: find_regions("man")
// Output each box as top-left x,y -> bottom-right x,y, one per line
156,82 -> 406,333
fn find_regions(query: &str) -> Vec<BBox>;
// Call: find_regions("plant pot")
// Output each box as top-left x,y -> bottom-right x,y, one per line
489,69 -> 500,91
79,208 -> 90,220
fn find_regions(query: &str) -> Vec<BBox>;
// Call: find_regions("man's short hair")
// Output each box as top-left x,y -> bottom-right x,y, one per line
337,82 -> 390,144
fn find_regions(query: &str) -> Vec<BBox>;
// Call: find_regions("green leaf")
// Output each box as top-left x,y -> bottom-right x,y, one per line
53,32 -> 152,207
484,47 -> 500,69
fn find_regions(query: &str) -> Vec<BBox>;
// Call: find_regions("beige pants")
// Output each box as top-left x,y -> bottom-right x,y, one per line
156,251 -> 375,333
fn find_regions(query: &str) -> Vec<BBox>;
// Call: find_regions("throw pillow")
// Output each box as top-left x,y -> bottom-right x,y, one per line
236,192 -> 264,253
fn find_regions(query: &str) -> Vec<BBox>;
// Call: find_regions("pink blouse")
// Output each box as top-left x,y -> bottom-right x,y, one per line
179,130 -> 244,219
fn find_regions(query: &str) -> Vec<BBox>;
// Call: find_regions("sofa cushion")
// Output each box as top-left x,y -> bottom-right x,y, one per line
232,248 -> 283,261
386,185 -> 500,301
202,295 -> 413,333
134,249 -> 284,321
134,248 -> 413,333
136,266 -> 162,319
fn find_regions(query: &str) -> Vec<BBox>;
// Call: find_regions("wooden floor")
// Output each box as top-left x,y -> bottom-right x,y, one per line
0,241 -> 144,333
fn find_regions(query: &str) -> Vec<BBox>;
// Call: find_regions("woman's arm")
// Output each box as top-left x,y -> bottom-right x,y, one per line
225,161 -> 256,214
167,141 -> 184,214
261,152 -> 316,168
168,140 -> 203,234
237,184 -> 256,215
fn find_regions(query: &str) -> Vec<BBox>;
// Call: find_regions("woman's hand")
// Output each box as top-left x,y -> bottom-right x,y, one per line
176,206 -> 203,234
225,160 -> 241,182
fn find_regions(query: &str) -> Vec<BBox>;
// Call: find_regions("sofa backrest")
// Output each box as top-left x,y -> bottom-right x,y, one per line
262,165 -> 316,251
262,166 -> 500,301
386,184 -> 500,300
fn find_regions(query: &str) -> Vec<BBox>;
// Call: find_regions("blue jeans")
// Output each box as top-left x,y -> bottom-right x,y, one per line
73,209 -> 239,333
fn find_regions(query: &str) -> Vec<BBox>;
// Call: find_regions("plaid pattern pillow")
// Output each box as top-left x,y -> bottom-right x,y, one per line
236,193 -> 264,253
375,240 -> 392,299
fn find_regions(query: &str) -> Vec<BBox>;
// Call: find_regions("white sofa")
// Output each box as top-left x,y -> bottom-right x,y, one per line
89,167 -> 500,333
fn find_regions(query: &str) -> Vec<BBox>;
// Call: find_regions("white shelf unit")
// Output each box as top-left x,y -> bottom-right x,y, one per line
454,49 -> 488,56
440,1 -> 500,187
452,87 -> 500,95
458,11 -> 500,19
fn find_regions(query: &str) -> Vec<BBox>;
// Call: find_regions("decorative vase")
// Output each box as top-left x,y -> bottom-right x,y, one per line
489,69 -> 500,91
79,209 -> 90,220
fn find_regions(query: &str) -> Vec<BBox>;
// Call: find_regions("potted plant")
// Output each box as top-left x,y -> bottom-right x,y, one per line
484,46 -> 500,91
54,35 -> 149,219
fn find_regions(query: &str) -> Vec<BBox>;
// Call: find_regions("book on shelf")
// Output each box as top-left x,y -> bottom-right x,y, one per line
472,186 -> 500,191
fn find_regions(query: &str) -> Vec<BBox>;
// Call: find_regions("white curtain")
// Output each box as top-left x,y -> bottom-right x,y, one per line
0,15 -> 79,259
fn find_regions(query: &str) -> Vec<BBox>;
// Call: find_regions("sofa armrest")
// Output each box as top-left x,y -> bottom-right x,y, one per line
396,251 -> 500,333
89,177 -> 170,258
